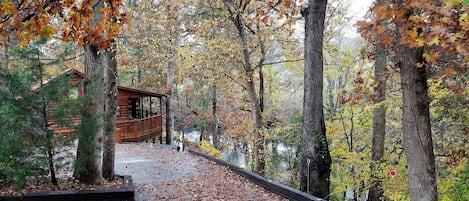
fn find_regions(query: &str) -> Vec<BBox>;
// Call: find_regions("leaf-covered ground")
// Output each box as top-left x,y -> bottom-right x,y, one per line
116,143 -> 288,201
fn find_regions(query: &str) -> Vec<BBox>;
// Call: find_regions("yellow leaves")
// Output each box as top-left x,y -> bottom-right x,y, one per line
1,1 -> 17,15
445,0 -> 463,7
40,25 -> 56,38
423,51 -> 440,63
428,36 -> 440,46
460,13 -> 469,31
408,15 -> 421,23
461,13 -> 469,22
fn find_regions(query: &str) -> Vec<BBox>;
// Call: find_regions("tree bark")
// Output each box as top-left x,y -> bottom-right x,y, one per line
73,0 -> 104,185
394,1 -> 437,200
74,43 -> 104,185
368,33 -> 387,201
300,0 -> 331,199
38,62 -> 57,186
102,44 -> 118,180
211,83 -> 219,149
398,45 -> 437,201
165,4 -> 178,145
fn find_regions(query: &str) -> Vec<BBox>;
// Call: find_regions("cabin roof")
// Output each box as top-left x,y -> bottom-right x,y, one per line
32,68 -> 165,97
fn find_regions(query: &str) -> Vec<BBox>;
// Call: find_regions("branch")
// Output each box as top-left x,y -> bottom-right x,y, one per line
224,71 -> 247,90
262,58 -> 304,66
41,53 -> 85,62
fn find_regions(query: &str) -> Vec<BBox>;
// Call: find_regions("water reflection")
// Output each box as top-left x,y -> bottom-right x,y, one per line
176,129 -> 297,184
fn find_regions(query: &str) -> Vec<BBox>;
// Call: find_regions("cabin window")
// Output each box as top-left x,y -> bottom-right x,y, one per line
69,87 -> 79,100
129,98 -> 140,119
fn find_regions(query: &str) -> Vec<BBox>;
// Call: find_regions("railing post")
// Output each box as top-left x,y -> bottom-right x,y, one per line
132,121 -> 138,140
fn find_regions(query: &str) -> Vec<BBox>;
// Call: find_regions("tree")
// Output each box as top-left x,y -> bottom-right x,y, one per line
360,0 -> 469,200
222,0 -> 266,175
102,3 -> 119,179
0,39 -> 81,189
1,0 -> 126,185
301,0 -> 332,199
368,1 -> 388,200
73,0 -> 105,185
102,43 -> 118,179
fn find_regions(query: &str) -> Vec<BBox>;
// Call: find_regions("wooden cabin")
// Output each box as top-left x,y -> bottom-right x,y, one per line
115,85 -> 164,143
35,68 -> 165,143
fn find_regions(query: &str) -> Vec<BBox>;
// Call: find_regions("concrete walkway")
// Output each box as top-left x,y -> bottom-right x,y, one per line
114,143 -> 208,201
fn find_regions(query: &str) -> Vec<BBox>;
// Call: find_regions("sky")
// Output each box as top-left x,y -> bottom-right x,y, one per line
344,0 -> 374,37
348,0 -> 374,19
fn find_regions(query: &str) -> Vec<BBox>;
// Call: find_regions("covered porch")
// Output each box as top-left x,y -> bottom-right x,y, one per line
115,86 -> 165,143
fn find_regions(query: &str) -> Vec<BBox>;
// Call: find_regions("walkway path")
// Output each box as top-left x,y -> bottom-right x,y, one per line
114,143 -> 287,201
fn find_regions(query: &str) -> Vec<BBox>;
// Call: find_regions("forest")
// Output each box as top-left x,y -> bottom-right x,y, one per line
0,0 -> 468,200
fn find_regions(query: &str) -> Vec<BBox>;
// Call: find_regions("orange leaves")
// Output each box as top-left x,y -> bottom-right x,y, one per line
373,4 -> 392,22
444,67 -> 454,76
283,0 -> 292,9
380,35 -> 393,46
0,0 -> 126,48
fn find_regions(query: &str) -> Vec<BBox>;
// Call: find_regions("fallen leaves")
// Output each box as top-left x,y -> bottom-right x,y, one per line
118,143 -> 287,201
0,176 -> 124,197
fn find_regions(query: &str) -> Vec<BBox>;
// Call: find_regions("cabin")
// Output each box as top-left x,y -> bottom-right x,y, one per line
34,68 -> 165,143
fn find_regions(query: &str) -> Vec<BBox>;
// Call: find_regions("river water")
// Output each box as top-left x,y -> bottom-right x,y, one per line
175,129 -> 297,184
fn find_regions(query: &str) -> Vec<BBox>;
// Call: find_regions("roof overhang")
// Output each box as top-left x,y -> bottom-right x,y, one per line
32,68 -> 166,98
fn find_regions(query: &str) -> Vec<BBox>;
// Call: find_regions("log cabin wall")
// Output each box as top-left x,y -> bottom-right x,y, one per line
48,73 -> 84,136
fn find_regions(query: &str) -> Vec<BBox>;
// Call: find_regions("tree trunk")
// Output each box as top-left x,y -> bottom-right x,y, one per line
165,4 -> 178,145
102,44 -> 118,180
74,43 -> 104,185
395,1 -> 437,200
233,13 -> 265,175
165,94 -> 174,145
38,63 -> 57,186
74,0 -> 104,184
398,45 -> 437,201
300,0 -> 331,199
211,83 -> 219,148
368,33 -> 387,201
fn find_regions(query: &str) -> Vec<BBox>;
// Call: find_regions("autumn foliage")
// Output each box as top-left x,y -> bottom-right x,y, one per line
0,0 -> 126,48
359,0 -> 469,66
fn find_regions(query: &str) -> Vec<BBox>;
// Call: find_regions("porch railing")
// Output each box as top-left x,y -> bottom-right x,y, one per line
116,115 -> 163,143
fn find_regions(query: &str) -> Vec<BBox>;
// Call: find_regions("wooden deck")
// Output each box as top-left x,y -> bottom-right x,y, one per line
116,115 -> 163,143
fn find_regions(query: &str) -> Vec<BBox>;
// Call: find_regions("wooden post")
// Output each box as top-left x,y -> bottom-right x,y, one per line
149,97 -> 152,115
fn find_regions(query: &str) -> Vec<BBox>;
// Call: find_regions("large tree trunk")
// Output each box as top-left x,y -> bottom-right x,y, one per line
300,0 -> 331,199
395,1 -> 437,200
368,34 -> 387,201
398,45 -> 437,201
165,57 -> 176,145
74,0 -> 104,185
74,43 -> 104,185
165,4 -> 178,145
102,44 -> 118,179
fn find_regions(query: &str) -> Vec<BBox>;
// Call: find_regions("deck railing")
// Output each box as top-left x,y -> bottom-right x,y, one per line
116,115 -> 163,143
